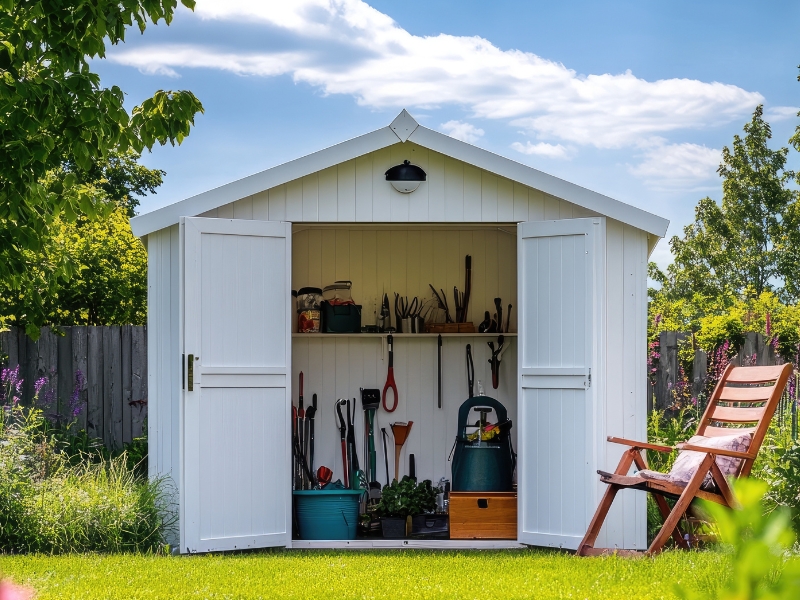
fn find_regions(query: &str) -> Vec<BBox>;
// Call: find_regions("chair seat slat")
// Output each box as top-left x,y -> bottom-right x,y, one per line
709,405 -> 766,423
718,386 -> 773,402
702,425 -> 756,437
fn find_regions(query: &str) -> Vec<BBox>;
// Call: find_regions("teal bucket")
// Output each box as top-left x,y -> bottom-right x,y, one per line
293,489 -> 363,540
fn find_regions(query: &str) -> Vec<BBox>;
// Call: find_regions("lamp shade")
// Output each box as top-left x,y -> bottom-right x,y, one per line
385,160 -> 426,193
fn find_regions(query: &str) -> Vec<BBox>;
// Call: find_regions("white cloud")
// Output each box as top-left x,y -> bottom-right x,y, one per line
764,106 -> 798,122
110,0 -> 764,150
440,120 -> 484,144
629,142 -> 720,188
511,141 -> 570,159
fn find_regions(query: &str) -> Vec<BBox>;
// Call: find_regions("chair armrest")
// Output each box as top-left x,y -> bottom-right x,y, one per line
676,443 -> 753,460
607,436 -> 674,453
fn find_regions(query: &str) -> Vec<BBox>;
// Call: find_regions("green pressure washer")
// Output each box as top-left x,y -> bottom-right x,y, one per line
451,396 -> 515,492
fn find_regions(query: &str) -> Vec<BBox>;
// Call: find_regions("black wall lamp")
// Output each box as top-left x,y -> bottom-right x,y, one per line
385,160 -> 427,194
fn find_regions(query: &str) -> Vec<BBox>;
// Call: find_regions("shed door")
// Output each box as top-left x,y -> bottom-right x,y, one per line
517,217 -> 603,549
182,217 -> 292,553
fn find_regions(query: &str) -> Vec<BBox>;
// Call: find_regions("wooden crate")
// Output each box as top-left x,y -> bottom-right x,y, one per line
449,492 -> 517,539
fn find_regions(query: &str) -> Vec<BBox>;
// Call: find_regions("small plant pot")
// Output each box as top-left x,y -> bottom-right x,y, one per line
381,517 -> 407,539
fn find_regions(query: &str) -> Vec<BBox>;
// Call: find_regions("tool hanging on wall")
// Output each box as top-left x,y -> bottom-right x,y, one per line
305,393 -> 317,486
505,304 -> 512,334
437,334 -> 443,409
335,399 -> 349,487
478,311 -> 492,333
381,427 -> 391,484
466,344 -> 475,398
487,335 -> 511,389
316,465 -> 333,488
382,334 -> 399,412
298,372 -> 305,488
494,298 -> 503,334
429,284 -> 453,323
380,292 -> 392,332
463,255 -> 472,322
390,421 -> 413,482
361,388 -> 382,501
409,454 -> 416,481
346,398 -> 363,490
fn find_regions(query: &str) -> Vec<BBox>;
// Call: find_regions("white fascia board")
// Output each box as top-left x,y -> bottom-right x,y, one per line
408,125 -> 669,238
130,126 -> 401,237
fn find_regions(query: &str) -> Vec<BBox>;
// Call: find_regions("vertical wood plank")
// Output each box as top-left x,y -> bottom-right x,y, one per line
285,179 -> 303,222
427,151 -> 446,222
302,173 -> 319,222
462,165 -> 482,221
38,327 -> 58,414
131,326 -> 147,440
251,190 -> 269,220
362,229 -> 378,321
318,166 -> 338,222
87,326 -> 103,440
57,327 -> 73,421
122,325 -> 133,445
0,327 -> 19,368
389,144 -> 410,222
320,229 -> 336,288
355,154 -> 373,222
349,230 -> 365,322
481,171 -> 498,222
407,144 -> 429,221
544,194 -> 560,219
497,177 -> 514,222
528,188 -> 545,221
513,183 -> 529,222
217,202 -> 234,219
372,148 -> 392,222
233,197 -> 253,220
337,160 -> 356,221
335,229 -> 350,283
268,185 -> 287,221
71,326 -> 88,432
444,157 -> 464,222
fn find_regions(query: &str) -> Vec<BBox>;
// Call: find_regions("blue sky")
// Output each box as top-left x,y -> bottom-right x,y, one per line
98,0 -> 799,265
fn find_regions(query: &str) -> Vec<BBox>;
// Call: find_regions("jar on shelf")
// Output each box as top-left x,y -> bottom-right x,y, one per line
296,287 -> 323,333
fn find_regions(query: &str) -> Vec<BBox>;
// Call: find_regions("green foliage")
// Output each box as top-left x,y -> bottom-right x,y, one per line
0,204 -> 147,326
646,407 -> 698,472
0,549 -> 728,599
678,479 -> 800,600
665,106 -> 798,304
375,477 -> 437,518
0,402 -> 168,553
0,0 -> 203,337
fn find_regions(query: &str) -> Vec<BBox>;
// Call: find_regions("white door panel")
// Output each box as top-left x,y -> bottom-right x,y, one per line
183,217 -> 291,553
518,218 -> 603,549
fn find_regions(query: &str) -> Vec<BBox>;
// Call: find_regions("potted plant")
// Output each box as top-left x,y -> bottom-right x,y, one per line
375,476 -> 437,538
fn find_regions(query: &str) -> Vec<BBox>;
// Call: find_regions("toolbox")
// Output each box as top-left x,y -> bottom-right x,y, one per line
321,301 -> 362,333
448,491 -> 517,539
410,514 -> 449,538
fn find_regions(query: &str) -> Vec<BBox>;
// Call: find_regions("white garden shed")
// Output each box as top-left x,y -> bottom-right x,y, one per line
131,110 -> 669,554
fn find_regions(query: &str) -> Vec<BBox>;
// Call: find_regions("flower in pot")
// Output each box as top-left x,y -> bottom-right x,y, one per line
375,476 -> 437,538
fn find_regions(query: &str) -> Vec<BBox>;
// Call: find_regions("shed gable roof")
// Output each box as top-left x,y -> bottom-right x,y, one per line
130,110 -> 669,238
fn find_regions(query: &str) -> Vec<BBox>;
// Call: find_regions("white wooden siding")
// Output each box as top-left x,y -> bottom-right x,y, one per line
292,336 -> 517,487
596,219 -> 648,549
292,226 -> 518,332
199,143 -> 596,225
146,224 -> 182,547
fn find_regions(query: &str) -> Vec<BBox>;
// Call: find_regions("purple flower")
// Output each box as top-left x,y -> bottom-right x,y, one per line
34,377 -> 48,396
68,369 -> 85,418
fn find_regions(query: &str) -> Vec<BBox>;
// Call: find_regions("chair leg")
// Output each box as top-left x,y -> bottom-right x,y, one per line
646,453 -> 714,555
629,452 -> 688,550
577,449 -> 636,556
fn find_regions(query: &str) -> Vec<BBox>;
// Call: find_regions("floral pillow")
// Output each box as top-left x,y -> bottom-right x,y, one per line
638,432 -> 752,491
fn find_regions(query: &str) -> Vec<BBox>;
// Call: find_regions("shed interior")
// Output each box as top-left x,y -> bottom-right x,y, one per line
290,223 -> 520,546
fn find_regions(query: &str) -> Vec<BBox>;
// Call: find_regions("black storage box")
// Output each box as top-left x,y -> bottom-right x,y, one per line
321,302 -> 362,333
411,514 -> 449,537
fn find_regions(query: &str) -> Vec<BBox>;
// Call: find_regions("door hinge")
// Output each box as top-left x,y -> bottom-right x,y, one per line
188,354 -> 194,391
587,369 -> 592,388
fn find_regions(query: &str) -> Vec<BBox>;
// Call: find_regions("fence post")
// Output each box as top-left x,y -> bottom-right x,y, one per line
655,331 -> 687,411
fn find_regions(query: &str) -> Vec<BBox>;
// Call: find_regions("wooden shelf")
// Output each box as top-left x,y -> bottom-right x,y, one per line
293,332 -> 517,338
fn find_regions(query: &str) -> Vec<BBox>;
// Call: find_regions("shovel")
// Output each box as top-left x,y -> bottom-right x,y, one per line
390,421 -> 413,482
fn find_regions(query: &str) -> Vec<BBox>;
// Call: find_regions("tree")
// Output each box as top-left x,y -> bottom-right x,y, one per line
0,0 -> 203,337
665,106 -> 797,303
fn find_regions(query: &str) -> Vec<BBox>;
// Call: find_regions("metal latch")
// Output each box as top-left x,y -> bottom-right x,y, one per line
586,369 -> 592,388
187,354 -> 199,391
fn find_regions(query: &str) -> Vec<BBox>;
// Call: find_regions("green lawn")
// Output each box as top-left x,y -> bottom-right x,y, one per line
0,549 -> 727,599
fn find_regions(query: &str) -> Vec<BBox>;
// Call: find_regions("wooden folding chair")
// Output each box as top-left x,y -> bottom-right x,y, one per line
578,363 -> 792,556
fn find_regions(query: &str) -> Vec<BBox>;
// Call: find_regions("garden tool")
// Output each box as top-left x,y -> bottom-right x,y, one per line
336,398 -> 349,487
437,334 -> 443,409
361,388 -> 381,487
298,372 -> 305,487
462,255 -> 472,323
316,466 -> 333,488
381,427 -> 391,484
305,393 -> 318,484
487,335 -> 510,389
494,298 -> 503,333
505,304 -> 512,334
478,311 -> 491,333
429,284 -> 453,323
390,421 -> 413,482
409,454 -> 416,481
466,344 -> 474,398
382,334 -> 398,412
346,398 -> 362,490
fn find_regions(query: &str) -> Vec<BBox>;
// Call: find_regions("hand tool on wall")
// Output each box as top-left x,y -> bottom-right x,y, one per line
381,427 -> 391,485
346,398 -> 362,490
390,421 -> 413,482
382,334 -> 399,412
466,344 -> 474,398
394,293 -> 403,332
306,393 -> 317,484
453,286 -> 464,323
494,298 -> 503,333
429,284 -> 453,323
487,335 -> 510,389
478,311 -> 491,333
462,255 -> 472,323
361,389 -> 380,485
409,454 -> 416,481
505,304 -> 512,334
437,334 -> 443,409
380,292 -> 391,332
316,466 -> 333,488
298,372 -> 305,487
336,399 -> 349,487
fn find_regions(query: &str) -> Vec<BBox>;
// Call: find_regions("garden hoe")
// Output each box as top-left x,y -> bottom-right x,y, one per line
390,421 -> 413,482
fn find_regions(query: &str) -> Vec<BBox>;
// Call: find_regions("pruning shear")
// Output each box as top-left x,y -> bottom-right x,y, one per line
487,335 -> 511,389
382,334 -> 399,412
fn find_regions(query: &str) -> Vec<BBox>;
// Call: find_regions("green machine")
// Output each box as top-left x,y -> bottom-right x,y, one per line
451,396 -> 515,492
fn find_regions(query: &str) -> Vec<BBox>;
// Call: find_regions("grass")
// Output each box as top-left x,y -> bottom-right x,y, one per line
0,549 -> 728,600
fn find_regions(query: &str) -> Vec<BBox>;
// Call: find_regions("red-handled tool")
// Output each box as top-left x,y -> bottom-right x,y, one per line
335,399 -> 349,487
382,334 -> 398,412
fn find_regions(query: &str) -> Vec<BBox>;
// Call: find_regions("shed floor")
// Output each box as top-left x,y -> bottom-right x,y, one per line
289,540 -> 526,549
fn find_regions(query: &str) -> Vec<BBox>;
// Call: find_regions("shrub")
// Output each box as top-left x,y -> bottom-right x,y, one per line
375,477 -> 437,518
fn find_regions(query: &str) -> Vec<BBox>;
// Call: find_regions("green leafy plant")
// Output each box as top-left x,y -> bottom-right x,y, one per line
375,477 -> 437,519
678,479 -> 800,600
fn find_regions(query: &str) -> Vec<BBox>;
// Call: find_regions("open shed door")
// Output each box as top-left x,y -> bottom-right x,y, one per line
182,217 -> 292,553
517,217 -> 604,549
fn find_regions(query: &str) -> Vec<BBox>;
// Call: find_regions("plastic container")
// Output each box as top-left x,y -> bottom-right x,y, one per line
297,287 -> 323,310
293,489 -> 363,540
322,302 -> 361,333
322,281 -> 353,303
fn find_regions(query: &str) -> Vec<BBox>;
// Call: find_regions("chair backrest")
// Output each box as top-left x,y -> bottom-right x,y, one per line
696,363 -> 792,477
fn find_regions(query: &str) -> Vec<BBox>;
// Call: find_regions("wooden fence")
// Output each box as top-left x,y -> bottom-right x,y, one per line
649,330 -> 788,412
0,326 -> 147,451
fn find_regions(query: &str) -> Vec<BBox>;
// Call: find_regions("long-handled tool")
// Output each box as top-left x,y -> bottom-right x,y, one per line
381,427 -> 391,484
390,421 -> 413,482
487,335 -> 509,389
361,388 -> 381,489
306,393 -> 317,485
437,334 -> 443,409
346,398 -> 362,490
462,255 -> 472,323
505,304 -> 512,334
466,344 -> 474,398
336,399 -> 349,487
382,334 -> 398,412
298,372 -> 305,488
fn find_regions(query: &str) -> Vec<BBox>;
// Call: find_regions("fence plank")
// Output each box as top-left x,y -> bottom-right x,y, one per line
38,327 -> 59,417
71,326 -> 89,432
0,328 -> 19,368
122,325 -> 133,446
131,326 -> 147,439
692,349 -> 707,403
57,328 -> 73,421
108,327 -> 123,451
87,327 -> 104,439
655,331 -> 686,411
